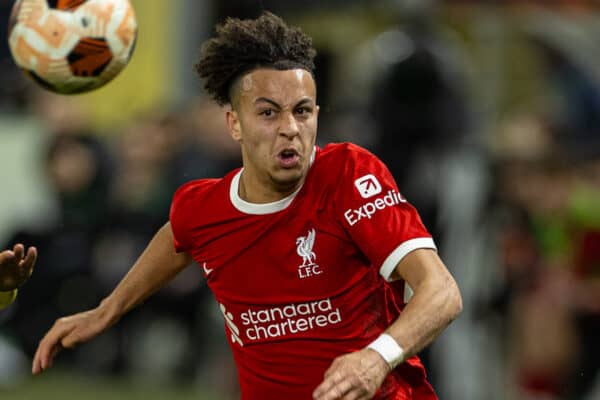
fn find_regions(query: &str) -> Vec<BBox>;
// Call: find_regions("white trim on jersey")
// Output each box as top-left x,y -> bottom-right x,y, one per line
230,169 -> 302,214
229,147 -> 317,215
379,237 -> 437,282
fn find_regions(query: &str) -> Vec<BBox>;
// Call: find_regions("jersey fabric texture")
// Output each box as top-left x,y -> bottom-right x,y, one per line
170,143 -> 438,399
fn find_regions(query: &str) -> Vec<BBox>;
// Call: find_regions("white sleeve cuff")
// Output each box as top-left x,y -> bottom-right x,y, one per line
379,237 -> 437,281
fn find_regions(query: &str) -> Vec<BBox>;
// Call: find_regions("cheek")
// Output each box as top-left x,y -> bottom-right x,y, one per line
301,117 -> 318,137
250,119 -> 278,140
240,124 -> 273,151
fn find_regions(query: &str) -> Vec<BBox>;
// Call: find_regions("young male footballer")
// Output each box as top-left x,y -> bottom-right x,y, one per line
33,12 -> 462,400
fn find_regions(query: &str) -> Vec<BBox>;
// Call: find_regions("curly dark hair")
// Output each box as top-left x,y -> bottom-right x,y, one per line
195,12 -> 317,106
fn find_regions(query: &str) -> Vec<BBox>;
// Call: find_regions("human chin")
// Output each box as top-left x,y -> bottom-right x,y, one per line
270,167 -> 304,191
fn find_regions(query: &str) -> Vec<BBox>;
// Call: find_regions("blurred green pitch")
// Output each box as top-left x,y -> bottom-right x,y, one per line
4,369 -> 221,400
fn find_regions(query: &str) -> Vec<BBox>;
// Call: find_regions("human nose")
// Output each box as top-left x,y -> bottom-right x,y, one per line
278,112 -> 299,138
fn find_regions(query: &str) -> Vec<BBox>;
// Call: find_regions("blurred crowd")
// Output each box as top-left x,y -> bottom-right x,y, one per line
1,1 -> 600,400
0,90 -> 244,394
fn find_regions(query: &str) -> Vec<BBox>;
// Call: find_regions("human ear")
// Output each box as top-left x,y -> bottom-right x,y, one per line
226,110 -> 242,142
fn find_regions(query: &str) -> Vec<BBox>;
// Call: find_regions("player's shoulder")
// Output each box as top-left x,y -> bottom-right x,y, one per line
318,142 -> 378,162
319,142 -> 373,157
174,178 -> 219,199
172,172 -> 234,208
307,143 -> 382,193
170,173 -> 237,225
316,142 -> 381,172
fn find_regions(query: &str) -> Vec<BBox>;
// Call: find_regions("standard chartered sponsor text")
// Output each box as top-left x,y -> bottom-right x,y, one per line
241,298 -> 342,340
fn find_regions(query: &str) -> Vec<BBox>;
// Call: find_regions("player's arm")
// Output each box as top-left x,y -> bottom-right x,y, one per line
381,248 -> 462,361
313,249 -> 462,400
0,244 -> 37,309
32,222 -> 192,375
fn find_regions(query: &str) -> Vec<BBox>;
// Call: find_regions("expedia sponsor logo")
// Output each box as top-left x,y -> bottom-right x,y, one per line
231,298 -> 342,341
344,189 -> 407,226
354,174 -> 382,198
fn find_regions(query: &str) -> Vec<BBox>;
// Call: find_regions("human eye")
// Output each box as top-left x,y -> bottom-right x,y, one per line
295,106 -> 312,116
259,108 -> 275,117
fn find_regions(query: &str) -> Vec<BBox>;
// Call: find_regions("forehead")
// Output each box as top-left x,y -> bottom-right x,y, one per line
238,68 -> 316,105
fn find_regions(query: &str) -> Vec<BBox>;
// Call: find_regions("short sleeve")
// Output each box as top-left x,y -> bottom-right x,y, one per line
333,145 -> 436,280
169,181 -> 200,253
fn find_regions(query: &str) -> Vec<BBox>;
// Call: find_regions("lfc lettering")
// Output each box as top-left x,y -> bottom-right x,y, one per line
298,263 -> 322,278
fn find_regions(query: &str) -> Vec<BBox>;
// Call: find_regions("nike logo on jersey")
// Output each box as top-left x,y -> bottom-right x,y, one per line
202,262 -> 213,275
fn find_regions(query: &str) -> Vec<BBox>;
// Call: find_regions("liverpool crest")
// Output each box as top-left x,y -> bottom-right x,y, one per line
296,229 -> 322,278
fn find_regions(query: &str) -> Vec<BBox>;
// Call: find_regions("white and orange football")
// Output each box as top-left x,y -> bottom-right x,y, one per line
8,0 -> 137,94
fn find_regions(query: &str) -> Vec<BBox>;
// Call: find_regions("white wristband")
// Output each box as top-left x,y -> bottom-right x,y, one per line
366,333 -> 405,369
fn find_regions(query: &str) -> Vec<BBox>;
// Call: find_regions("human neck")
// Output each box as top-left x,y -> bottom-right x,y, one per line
238,169 -> 300,204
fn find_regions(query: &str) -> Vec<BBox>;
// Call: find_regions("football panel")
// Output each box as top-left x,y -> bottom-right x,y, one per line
55,76 -> 104,94
47,0 -> 88,10
115,3 -> 136,48
67,37 -> 113,77
25,11 -> 71,50
8,0 -> 24,36
9,34 -> 55,76
126,33 -> 137,62
26,68 -> 103,94
95,37 -> 135,85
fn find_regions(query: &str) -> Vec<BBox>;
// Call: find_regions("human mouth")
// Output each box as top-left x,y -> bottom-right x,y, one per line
277,148 -> 301,168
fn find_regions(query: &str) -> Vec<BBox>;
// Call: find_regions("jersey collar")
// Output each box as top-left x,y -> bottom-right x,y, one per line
229,146 -> 316,215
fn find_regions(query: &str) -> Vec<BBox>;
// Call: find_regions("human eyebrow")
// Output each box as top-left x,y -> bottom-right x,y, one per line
295,98 -> 315,108
254,97 -> 281,109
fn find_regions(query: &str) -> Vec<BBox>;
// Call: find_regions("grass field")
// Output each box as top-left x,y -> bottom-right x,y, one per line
3,370 -> 223,400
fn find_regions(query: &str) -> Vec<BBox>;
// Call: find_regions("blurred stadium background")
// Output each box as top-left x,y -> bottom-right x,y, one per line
2,0 -> 600,399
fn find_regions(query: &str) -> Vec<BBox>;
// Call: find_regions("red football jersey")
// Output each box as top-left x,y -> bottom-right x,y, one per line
170,143 -> 438,399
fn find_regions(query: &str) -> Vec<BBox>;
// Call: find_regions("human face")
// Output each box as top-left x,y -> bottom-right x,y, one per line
226,68 -> 319,202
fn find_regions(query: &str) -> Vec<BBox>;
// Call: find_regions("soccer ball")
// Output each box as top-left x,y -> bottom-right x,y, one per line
7,0 -> 137,94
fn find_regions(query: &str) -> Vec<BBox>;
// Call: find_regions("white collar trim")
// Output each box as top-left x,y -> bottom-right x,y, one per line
229,147 -> 316,215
